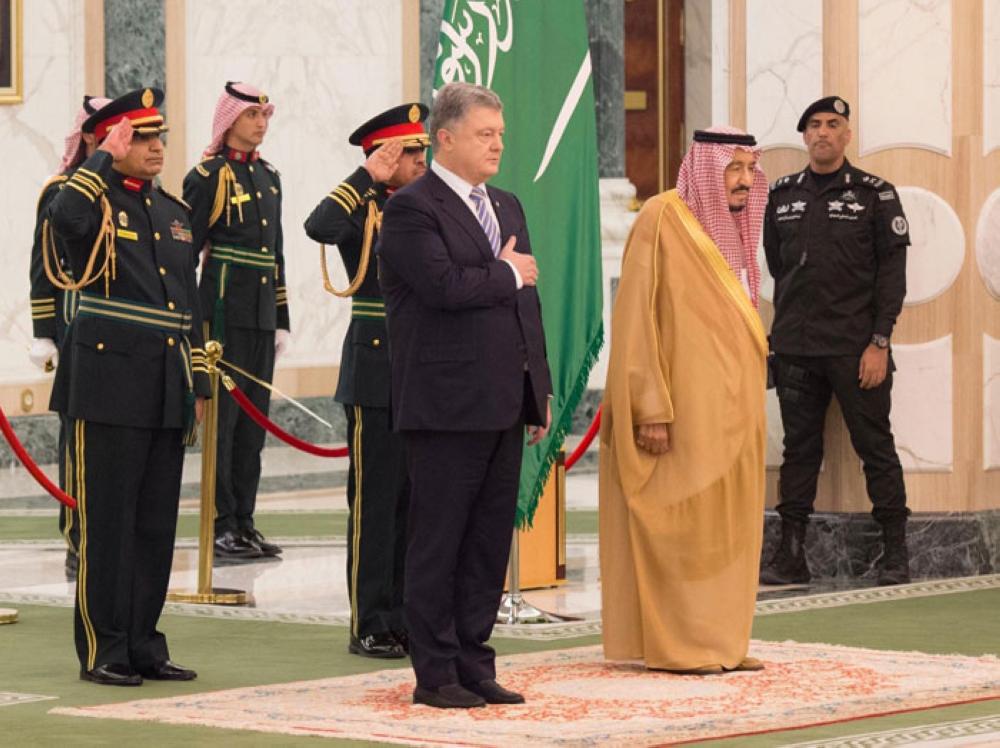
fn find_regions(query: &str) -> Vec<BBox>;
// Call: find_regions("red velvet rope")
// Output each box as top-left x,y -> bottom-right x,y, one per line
226,383 -> 349,458
0,404 -> 77,509
564,405 -> 601,472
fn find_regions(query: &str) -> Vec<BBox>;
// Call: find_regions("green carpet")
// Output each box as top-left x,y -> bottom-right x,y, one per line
0,589 -> 997,745
0,509 -> 599,542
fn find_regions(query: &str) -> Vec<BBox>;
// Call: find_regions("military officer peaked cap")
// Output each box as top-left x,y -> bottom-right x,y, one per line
349,103 -> 430,155
797,95 -> 850,132
83,87 -> 167,141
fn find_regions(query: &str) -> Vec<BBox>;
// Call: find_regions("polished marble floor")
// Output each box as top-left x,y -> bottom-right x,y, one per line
0,472 -> 817,629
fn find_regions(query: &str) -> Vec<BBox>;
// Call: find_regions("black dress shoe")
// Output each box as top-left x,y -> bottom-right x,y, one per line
137,660 -> 197,681
462,679 -> 525,704
348,633 -> 406,659
80,663 -> 142,686
214,530 -> 262,559
242,528 -> 282,556
413,684 -> 486,709
391,630 -> 409,654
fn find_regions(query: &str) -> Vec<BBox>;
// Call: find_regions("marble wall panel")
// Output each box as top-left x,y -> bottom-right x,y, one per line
859,0 -> 952,156
712,0 -> 730,127
897,186 -> 964,305
975,186 -> 1000,300
104,0 -> 164,97
891,336 -> 953,472
0,0 -> 85,384
185,0 -> 403,372
985,334 -> 1000,470
766,388 -> 784,468
984,0 -> 1000,155
746,0 -> 822,150
685,0 -> 713,140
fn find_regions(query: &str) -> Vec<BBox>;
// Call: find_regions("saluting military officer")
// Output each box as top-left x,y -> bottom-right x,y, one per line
761,96 -> 911,587
46,87 -> 210,685
28,95 -> 110,576
303,104 -> 429,658
183,82 -> 290,560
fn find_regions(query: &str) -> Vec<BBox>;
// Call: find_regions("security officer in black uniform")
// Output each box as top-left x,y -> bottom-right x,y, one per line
29,95 -> 108,576
45,88 -> 209,685
183,82 -> 289,560
304,104 -> 429,658
761,96 -> 911,586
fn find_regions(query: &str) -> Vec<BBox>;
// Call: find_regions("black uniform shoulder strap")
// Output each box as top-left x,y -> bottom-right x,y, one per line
193,155 -> 226,179
156,184 -> 192,212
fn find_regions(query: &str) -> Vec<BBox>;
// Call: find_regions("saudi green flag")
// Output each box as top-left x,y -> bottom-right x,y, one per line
433,0 -> 604,527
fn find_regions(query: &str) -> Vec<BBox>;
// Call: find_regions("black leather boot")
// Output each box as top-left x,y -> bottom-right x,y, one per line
877,521 -> 911,586
760,518 -> 810,584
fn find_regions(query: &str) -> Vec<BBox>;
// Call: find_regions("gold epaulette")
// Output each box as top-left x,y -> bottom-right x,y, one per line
37,175 -> 69,211
194,155 -> 224,178
156,184 -> 192,212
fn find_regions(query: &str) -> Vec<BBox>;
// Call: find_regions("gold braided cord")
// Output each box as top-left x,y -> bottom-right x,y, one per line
320,200 -> 381,298
209,162 -> 239,228
41,195 -> 117,297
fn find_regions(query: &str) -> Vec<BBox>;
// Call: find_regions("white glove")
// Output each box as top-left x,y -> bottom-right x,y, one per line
275,329 -> 291,360
29,338 -> 59,371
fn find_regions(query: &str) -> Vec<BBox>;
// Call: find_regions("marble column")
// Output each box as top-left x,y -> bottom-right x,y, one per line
104,0 -> 165,99
419,0 -> 445,106
584,0 -> 625,178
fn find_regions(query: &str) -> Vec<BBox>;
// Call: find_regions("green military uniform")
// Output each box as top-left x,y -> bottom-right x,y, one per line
30,174 -> 81,562
45,88 -> 210,678
303,103 -> 429,657
183,146 -> 289,549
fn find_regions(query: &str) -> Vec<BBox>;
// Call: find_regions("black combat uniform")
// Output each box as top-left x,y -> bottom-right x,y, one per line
45,88 -> 210,681
30,174 -> 82,563
183,143 -> 289,556
765,159 -> 909,524
303,103 -> 428,658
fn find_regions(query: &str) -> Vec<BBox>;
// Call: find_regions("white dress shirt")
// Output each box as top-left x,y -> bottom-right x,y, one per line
430,160 -> 523,289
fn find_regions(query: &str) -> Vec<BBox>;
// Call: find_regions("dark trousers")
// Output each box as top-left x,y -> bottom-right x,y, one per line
775,353 -> 908,526
68,420 -> 184,672
344,404 -> 409,639
214,326 -> 275,535
402,419 -> 524,689
57,413 -> 79,555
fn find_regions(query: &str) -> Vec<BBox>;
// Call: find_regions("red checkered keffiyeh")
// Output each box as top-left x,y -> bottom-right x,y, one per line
202,82 -> 275,158
676,126 -> 767,307
59,97 -> 111,172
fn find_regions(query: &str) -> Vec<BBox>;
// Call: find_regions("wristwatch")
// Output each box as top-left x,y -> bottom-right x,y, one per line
870,333 -> 890,349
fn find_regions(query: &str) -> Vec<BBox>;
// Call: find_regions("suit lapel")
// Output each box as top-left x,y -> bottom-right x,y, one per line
426,170 -> 496,263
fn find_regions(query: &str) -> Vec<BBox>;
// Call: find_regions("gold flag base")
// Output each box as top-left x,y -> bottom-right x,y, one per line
166,588 -> 251,606
0,607 -> 19,624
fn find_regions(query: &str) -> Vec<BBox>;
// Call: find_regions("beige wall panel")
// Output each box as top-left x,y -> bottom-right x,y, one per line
750,0 -> 998,512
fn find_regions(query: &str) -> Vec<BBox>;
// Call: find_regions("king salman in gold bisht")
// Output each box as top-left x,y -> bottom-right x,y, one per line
599,127 -> 769,673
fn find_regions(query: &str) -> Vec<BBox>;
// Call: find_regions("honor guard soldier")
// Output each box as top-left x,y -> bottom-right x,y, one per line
183,82 -> 290,560
304,104 -> 429,658
761,96 -> 911,586
29,95 -> 110,576
45,87 -> 209,685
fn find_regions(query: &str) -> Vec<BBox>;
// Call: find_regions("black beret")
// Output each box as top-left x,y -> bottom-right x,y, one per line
797,96 -> 850,132
349,103 -> 430,154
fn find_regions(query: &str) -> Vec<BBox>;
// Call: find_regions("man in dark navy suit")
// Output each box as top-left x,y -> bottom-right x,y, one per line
377,82 -> 553,709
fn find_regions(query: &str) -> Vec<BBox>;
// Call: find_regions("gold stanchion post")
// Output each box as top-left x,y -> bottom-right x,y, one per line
0,608 -> 18,624
167,340 -> 250,606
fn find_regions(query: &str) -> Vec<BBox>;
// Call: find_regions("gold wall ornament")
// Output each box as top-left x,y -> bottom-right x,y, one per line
0,0 -> 23,104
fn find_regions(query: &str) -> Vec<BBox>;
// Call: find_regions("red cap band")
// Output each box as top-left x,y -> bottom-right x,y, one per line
360,122 -> 428,151
95,107 -> 162,140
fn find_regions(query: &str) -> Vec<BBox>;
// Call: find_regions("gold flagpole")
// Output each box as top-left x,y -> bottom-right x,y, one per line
168,340 -> 249,606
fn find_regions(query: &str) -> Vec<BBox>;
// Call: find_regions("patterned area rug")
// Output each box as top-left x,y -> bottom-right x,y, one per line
51,642 -> 1000,746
